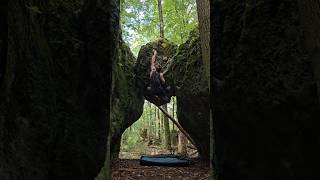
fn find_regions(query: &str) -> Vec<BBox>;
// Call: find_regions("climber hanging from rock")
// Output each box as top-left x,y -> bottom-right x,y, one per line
145,49 -> 171,105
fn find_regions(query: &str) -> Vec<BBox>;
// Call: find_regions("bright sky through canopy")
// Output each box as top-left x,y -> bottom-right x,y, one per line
120,0 -> 198,57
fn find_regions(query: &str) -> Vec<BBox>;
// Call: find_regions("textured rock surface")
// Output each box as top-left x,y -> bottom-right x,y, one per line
108,39 -> 177,160
168,30 -> 210,159
0,0 -> 118,179
110,40 -> 144,159
134,33 -> 210,159
0,2 -> 7,85
101,38 -> 180,164
212,0 -> 320,179
135,39 -> 177,94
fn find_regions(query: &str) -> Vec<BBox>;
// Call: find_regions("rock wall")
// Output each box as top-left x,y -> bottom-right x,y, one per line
110,40 -> 144,159
169,30 -> 210,159
212,0 -> 320,179
0,0 -> 118,179
135,33 -> 210,159
0,2 -> 7,85
108,39 -> 177,158
134,39 -> 177,94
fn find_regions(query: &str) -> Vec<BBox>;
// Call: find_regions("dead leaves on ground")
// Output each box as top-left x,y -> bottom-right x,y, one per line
112,158 -> 209,180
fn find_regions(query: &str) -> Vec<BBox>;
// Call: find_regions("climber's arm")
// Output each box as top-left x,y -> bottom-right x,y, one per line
160,73 -> 165,83
150,49 -> 157,70
163,69 -> 168,75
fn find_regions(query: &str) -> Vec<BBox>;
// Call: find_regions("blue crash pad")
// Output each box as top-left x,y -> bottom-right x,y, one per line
140,154 -> 193,167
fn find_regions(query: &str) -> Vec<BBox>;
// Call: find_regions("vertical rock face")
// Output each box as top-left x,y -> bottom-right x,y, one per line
0,2 -> 7,85
212,0 -> 320,179
109,39 -> 177,159
135,39 -> 177,95
0,0 -> 119,179
134,34 -> 210,159
110,40 -> 144,158
169,31 -> 210,159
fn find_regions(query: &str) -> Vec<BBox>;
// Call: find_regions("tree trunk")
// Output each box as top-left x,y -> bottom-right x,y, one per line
171,129 -> 179,154
297,0 -> 320,104
178,131 -> 187,156
157,106 -> 196,147
173,0 -> 187,43
148,102 -> 151,142
157,0 -> 164,38
162,104 -> 171,150
157,108 -> 161,141
155,106 -> 158,139
172,97 -> 175,130
196,0 -> 210,78
196,1 -> 215,179
154,106 -> 157,137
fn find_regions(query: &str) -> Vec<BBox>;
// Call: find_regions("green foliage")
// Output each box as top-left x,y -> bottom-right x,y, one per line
163,0 -> 198,44
120,0 -> 198,56
26,5 -> 42,14
119,101 -> 151,158
120,97 -> 178,158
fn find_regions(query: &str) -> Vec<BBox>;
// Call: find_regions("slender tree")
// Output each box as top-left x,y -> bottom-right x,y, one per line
162,104 -> 172,150
157,0 -> 164,38
196,0 -> 214,179
154,106 -> 157,137
196,0 -> 210,77
148,102 -> 152,142
172,97 -> 175,130
178,131 -> 188,155
157,108 -> 161,141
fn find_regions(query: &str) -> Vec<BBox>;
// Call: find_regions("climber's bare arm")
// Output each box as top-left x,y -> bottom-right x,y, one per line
151,49 -> 157,70
163,69 -> 168,75
150,49 -> 157,77
160,73 -> 165,83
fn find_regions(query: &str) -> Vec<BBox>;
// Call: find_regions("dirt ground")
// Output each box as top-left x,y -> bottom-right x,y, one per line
111,158 -> 210,180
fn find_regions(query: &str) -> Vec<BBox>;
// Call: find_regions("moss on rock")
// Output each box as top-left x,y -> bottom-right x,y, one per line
169,29 -> 210,159
133,30 -> 210,159
110,40 -> 144,158
1,0 -> 118,179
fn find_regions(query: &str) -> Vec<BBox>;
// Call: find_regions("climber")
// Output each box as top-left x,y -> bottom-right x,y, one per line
147,49 -> 170,103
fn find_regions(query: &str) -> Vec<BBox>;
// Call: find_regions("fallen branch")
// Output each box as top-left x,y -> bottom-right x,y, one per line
156,106 -> 197,147
187,144 -> 197,150
190,150 -> 198,156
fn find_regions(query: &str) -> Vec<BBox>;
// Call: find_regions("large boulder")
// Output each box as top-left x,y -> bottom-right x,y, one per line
212,0 -> 320,179
168,30 -> 210,159
110,40 -> 144,158
134,32 -> 210,159
0,0 -> 118,179
134,39 -> 177,106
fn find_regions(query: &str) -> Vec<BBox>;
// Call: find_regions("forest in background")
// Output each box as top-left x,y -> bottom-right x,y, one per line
120,0 -> 198,56
119,97 -> 198,159
118,0 -> 199,159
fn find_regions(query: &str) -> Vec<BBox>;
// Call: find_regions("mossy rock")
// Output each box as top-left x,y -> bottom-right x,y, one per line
110,40 -> 144,158
134,39 -> 177,104
167,30 -> 210,159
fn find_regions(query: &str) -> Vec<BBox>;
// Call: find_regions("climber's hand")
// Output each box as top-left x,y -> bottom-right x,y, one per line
153,49 -> 157,55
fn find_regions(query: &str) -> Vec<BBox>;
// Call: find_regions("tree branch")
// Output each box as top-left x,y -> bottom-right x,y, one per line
156,106 -> 197,147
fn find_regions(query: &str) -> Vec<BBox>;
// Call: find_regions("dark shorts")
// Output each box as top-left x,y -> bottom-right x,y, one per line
146,86 -> 166,97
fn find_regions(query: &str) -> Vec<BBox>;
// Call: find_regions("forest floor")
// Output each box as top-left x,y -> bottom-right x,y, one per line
119,143 -> 199,159
111,158 -> 210,180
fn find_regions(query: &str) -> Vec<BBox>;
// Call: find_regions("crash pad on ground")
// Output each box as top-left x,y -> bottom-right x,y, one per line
140,154 -> 193,167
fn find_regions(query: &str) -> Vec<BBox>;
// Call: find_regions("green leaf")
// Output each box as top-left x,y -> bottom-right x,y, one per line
26,5 -> 42,14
